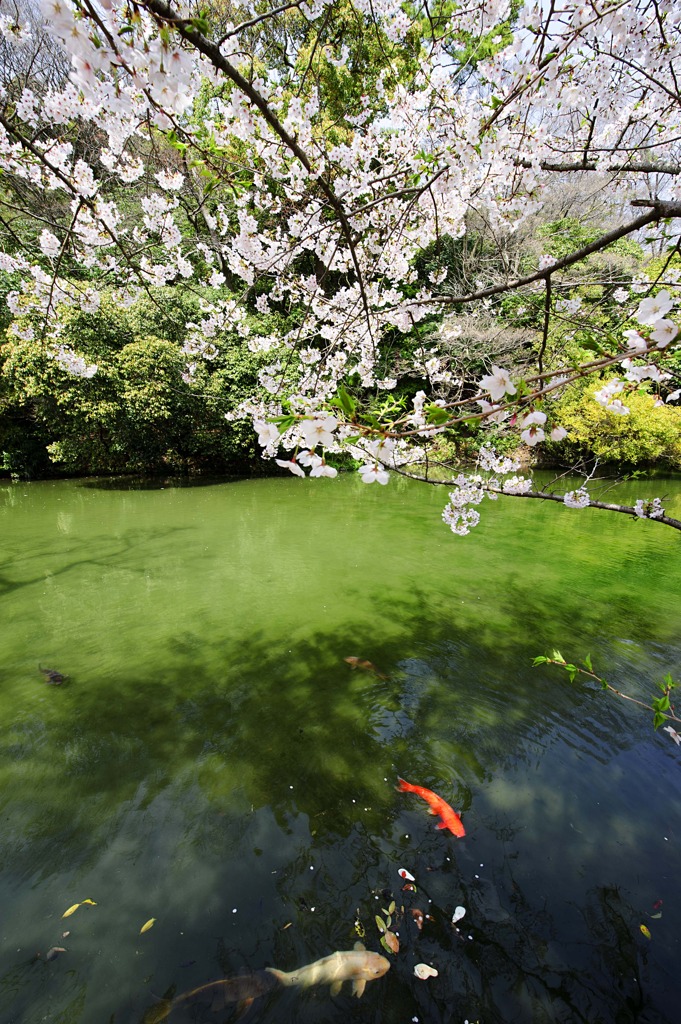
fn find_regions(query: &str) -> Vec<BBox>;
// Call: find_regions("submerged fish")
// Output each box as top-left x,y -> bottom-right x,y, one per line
39,666 -> 67,685
144,972 -> 278,1022
396,776 -> 466,838
266,942 -> 390,997
344,657 -> 388,680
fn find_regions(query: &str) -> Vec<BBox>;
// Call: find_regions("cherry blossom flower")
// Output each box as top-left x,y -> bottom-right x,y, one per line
50,344 -> 97,378
563,487 -> 590,509
612,288 -> 629,304
634,498 -> 665,520
538,254 -> 557,270
594,381 -> 630,415
441,506 -> 481,536
39,229 -> 61,258
663,725 -> 681,746
503,476 -> 532,494
635,290 -> 674,325
622,329 -> 648,352
649,320 -> 678,348
155,170 -> 185,191
556,297 -> 582,314
550,426 -> 567,441
254,420 -> 280,447
310,463 -> 337,478
519,410 -> 546,446
300,416 -> 338,448
297,450 -> 322,469
521,425 -> 545,446
479,366 -> 517,402
359,464 -> 390,485
477,399 -> 508,424
275,458 -> 305,477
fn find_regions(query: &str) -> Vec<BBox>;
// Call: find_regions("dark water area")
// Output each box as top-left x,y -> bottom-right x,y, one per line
1,472 -> 680,1024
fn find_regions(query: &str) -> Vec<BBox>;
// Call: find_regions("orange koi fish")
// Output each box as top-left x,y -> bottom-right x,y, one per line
344,657 -> 388,680
396,777 -> 465,838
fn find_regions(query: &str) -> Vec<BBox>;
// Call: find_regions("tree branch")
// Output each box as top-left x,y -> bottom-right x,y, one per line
433,200 -> 681,306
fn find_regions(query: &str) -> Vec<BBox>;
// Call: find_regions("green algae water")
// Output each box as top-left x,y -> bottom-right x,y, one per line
1,472 -> 681,1024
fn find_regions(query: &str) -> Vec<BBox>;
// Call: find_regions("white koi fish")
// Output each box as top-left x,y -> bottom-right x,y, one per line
266,942 -> 390,997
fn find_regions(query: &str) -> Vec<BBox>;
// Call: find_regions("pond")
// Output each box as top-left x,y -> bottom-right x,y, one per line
1,471 -> 680,1024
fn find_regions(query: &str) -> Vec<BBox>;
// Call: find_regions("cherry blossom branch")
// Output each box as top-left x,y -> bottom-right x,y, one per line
433,200 -> 681,306
486,488 -> 681,532
538,276 -> 551,376
217,1 -> 305,44
0,113 -> 175,322
515,157 -> 681,175
141,0 -> 376,339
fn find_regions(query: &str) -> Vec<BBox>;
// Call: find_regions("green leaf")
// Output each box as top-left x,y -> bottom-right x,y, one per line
653,711 -> 667,730
532,656 -> 548,666
330,385 -> 356,418
425,404 -> 450,425
375,915 -> 386,934
551,650 -> 565,664
189,15 -> 210,34
268,415 -> 296,430
579,338 -> 603,353
584,653 -> 593,672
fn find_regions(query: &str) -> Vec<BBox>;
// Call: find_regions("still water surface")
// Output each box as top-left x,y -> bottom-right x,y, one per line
1,472 -> 681,1024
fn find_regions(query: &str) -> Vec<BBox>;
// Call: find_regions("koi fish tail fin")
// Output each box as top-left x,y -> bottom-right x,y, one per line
395,777 -> 413,793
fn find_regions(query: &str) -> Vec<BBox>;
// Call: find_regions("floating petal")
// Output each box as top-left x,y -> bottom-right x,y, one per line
414,963 -> 438,979
452,906 -> 466,924
398,868 -> 415,881
140,918 -> 157,934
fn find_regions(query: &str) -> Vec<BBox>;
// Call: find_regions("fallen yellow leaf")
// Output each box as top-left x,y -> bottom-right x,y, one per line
62,899 -> 97,918
140,918 -> 156,934
640,924 -> 651,940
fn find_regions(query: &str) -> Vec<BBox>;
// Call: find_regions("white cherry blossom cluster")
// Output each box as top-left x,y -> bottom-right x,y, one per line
0,0 -> 679,526
502,476 -> 533,495
441,448 -> 537,535
49,344 -> 97,378
593,293 -> 678,415
634,498 -> 665,520
563,488 -> 590,510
